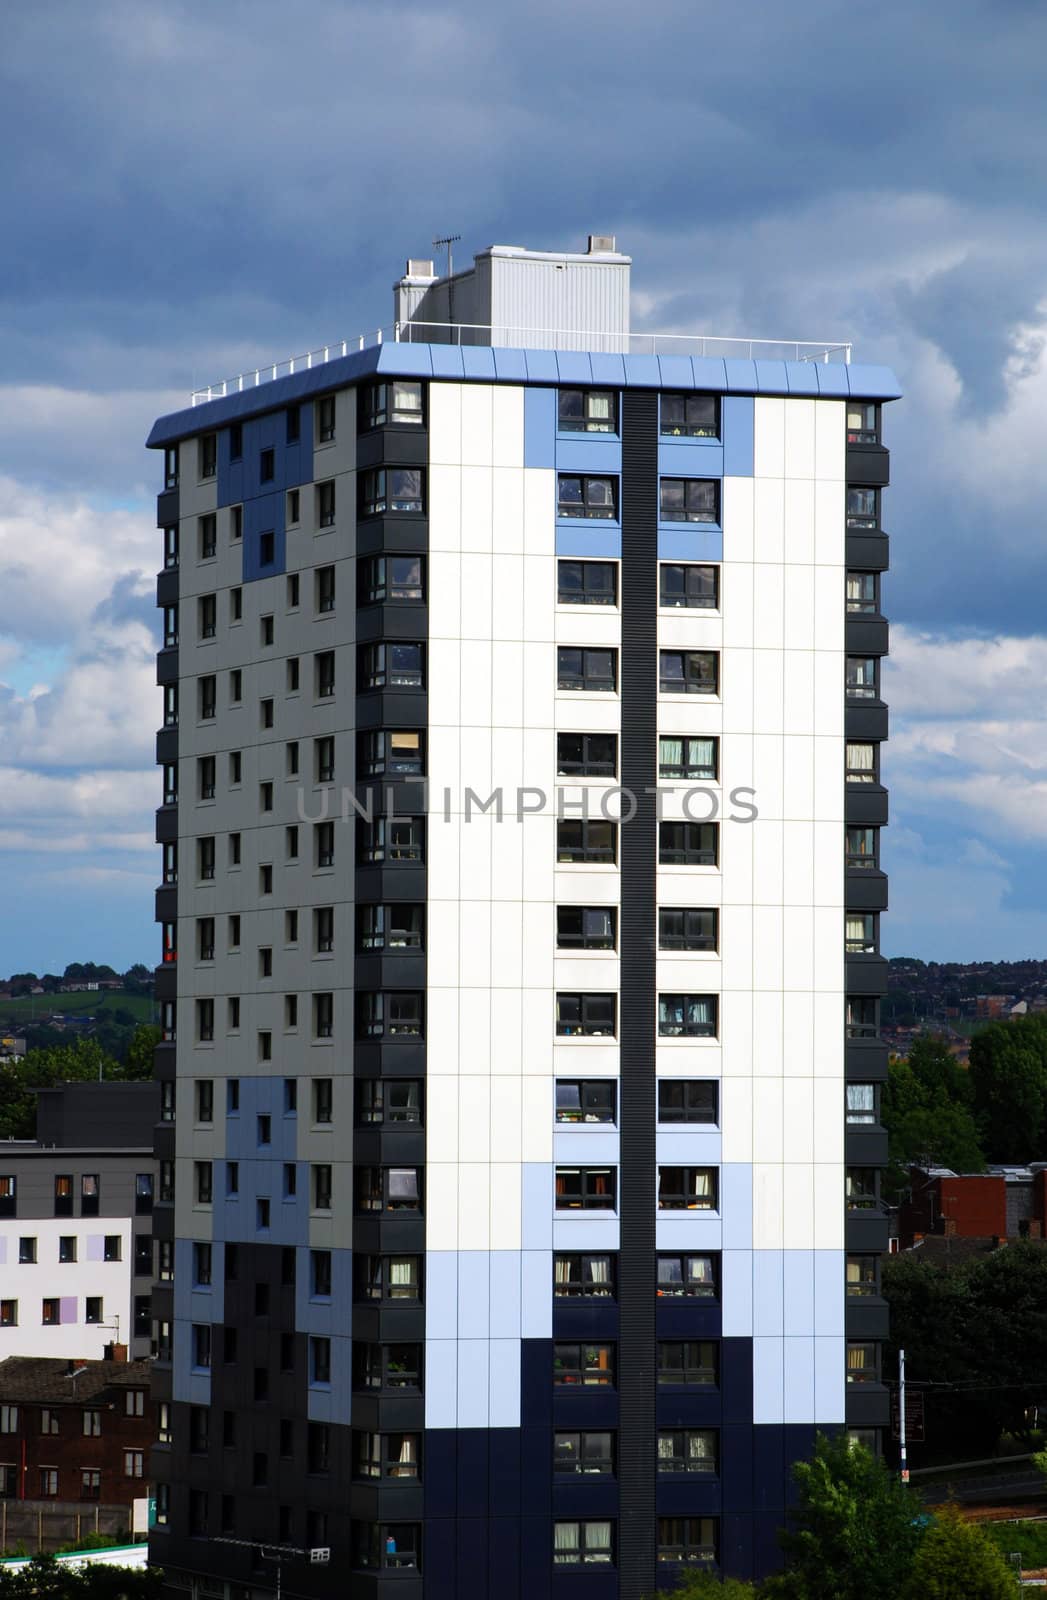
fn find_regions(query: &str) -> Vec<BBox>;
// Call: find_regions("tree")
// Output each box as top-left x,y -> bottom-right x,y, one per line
968,1017 -> 1047,1163
882,1036 -> 984,1198
905,1505 -> 1019,1599
765,1434 -> 923,1600
124,1026 -> 160,1081
643,1575 -> 758,1599
0,1554 -> 161,1600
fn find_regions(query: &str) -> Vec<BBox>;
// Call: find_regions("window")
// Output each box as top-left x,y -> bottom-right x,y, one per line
103,1235 -> 121,1262
354,1343 -> 421,1392
198,755 -> 215,800
847,1341 -> 879,1384
40,1408 -> 59,1435
555,1168 -> 616,1211
356,1079 -> 422,1125
133,1234 -> 152,1274
80,1469 -> 102,1502
192,1324 -> 212,1369
162,763 -> 177,805
259,529 -> 275,566
357,815 -> 425,863
357,1255 -> 421,1302
164,683 -> 179,726
658,994 -> 718,1037
286,822 -> 299,859
287,657 -> 300,692
846,1083 -> 877,1125
197,998 -> 214,1042
312,1165 -> 333,1212
197,594 -> 216,639
846,741 -> 878,784
658,1517 -> 718,1566
556,907 -> 616,950
357,904 -> 424,951
198,836 -> 215,881
556,993 -> 616,1037
558,389 -> 616,433
315,821 -> 335,868
316,394 -> 336,442
163,605 -> 179,647
164,444 -> 179,489
556,819 -> 617,864
58,1237 -> 76,1263
847,571 -> 878,613
557,474 -> 617,520
311,1250 -> 333,1298
124,1450 -> 144,1479
195,1162 -> 213,1203
657,1254 -> 717,1299
199,433 -> 217,479
259,947 -> 273,979
555,1081 -> 616,1123
313,992 -> 334,1039
231,503 -> 243,540
359,467 -> 424,516
658,1430 -> 717,1475
227,915 -> 241,951
313,650 -> 335,699
847,996 -> 879,1038
315,564 -> 336,613
658,1341 -> 718,1386
356,1167 -> 422,1213
53,1175 -> 72,1217
229,752 -> 242,785
660,563 -> 718,609
847,401 -> 881,444
846,486 -> 880,529
355,1432 -> 420,1480
554,1344 -> 615,1386
260,785 -> 274,816
556,732 -> 617,777
553,1521 -> 614,1567
658,1167 -> 718,1211
354,1523 -> 422,1573
847,1255 -> 879,1298
358,553 -> 425,604
846,1168 -> 879,1210
846,656 -> 878,698
359,640 -> 424,689
0,1302 -> 15,1327
361,380 -> 424,429
230,585 -> 243,622
661,391 -> 718,438
846,913 -> 877,955
660,649 -> 718,695
0,1408 -> 17,1432
197,918 -> 215,961
557,560 -> 617,606
315,906 -> 335,953
358,729 -> 424,777
228,423 -> 242,460
658,1081 -> 718,1125
82,1409 -> 101,1436
554,1255 -> 614,1298
125,1389 -> 145,1418
198,513 -> 217,559
846,826 -> 878,870
39,1467 -> 58,1496
312,1075 -> 332,1126
260,613 -> 274,648
660,477 -> 719,523
557,646 -> 617,692
356,991 -> 424,1038
258,446 -> 275,482
659,822 -> 718,866
163,524 -> 179,567
18,1238 -> 35,1265
315,735 -> 335,783
659,908 -> 717,951
0,1177 -> 13,1219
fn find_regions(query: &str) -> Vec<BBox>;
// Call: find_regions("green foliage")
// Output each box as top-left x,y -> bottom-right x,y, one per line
906,1505 -> 1020,1598
644,1574 -> 758,1599
0,1553 -> 160,1599
0,1030 -> 158,1140
882,1036 -> 984,1197
983,1517 -> 1047,1572
768,1434 -> 923,1600
969,1016 -> 1047,1163
123,1026 -> 160,1082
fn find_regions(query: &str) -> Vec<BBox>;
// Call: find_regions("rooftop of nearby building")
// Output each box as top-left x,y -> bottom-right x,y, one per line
0,1357 -> 151,1405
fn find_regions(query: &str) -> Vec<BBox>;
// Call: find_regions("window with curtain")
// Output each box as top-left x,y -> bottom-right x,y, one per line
845,914 -> 876,954
658,994 -> 718,1037
845,741 -> 876,781
847,1343 -> 877,1383
845,1084 -> 876,1124
658,733 -> 718,779
657,1167 -> 718,1211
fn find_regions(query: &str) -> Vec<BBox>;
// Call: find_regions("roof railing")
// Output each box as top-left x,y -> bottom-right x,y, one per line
190,322 -> 852,405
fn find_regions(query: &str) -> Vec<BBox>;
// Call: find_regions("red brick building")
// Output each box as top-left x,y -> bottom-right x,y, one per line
899,1164 -> 1047,1248
0,1356 -> 153,1507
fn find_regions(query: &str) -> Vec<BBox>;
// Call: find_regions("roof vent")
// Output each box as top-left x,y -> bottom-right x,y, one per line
587,234 -> 616,254
405,258 -> 436,278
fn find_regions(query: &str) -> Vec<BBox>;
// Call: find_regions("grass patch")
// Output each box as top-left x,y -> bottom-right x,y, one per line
983,1520 -> 1047,1570
0,992 -> 155,1026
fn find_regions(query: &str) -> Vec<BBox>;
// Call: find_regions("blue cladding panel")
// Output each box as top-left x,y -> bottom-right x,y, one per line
657,441 -> 723,477
551,1217 -> 619,1251
813,1334 -> 846,1422
589,352 -> 627,387
656,527 -> 723,563
784,1337 -> 816,1423
721,1163 -> 754,1248
295,1245 -> 351,1335
430,346 -> 466,379
461,346 -> 497,379
847,362 -> 903,399
524,349 -> 560,384
621,353 -> 661,388
524,387 -> 556,469
492,346 -> 529,381
657,354 -> 696,390
425,1339 -> 458,1428
724,358 -> 758,391
555,437 -> 622,473
457,1339 -> 491,1427
753,1336 -> 785,1424
375,342 -> 435,377
553,1130 -> 619,1163
785,363 -> 820,396
721,1250 -> 753,1337
814,1249 -> 845,1337
654,1129 -> 721,1163
521,1250 -> 552,1337
521,1164 -> 553,1247
815,363 -> 850,396
752,1252 -> 785,1336
426,1251 -> 459,1338
555,526 -> 622,559
457,1251 -> 491,1338
692,356 -> 730,391
555,351 -> 594,385
783,1250 -> 815,1336
723,395 -> 755,477
755,360 -> 789,393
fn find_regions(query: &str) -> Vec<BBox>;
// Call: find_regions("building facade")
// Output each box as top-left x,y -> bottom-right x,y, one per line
0,1084 -> 158,1362
147,241 -> 897,1597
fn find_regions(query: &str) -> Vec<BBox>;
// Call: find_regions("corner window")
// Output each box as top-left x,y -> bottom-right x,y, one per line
656,1254 -> 717,1299
359,467 -> 424,516
846,1255 -> 879,1296
555,1081 -> 616,1124
357,729 -> 424,778
659,563 -> 718,609
658,821 -> 717,866
845,913 -> 877,955
556,907 -> 616,950
846,827 -> 878,870
163,525 -> 179,568
355,1432 -> 420,1480
658,994 -> 718,1038
660,478 -> 719,523
556,993 -> 616,1037
357,904 -> 425,952
847,996 -> 879,1038
163,446 -> 178,490
557,647 -> 617,692
557,559 -> 617,606
557,474 -> 617,520
553,1344 -> 615,1387
357,815 -> 425,864
661,393 -> 719,438
847,403 -> 881,445
657,1081 -> 718,1125
359,641 -> 425,690
847,571 -> 878,613
356,992 -> 424,1039
357,1255 -> 421,1302
558,389 -> 616,433
660,649 -> 718,695
553,1521 -> 614,1567
361,381 -> 424,430
555,1168 -> 616,1211
356,1167 -> 422,1214
847,1341 -> 880,1384
658,735 -> 717,781
556,732 -> 617,777
353,1523 -> 421,1572
846,1084 -> 877,1125
846,486 -> 880,529
846,656 -> 878,698
658,908 -> 717,952
658,1167 -> 718,1211
353,1343 -> 421,1392
846,1167 -> 879,1209
358,553 -> 424,605
657,1341 -> 717,1386
845,741 -> 877,784
553,1255 -> 614,1298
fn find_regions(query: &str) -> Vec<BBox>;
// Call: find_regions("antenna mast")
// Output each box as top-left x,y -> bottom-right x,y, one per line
433,234 -> 461,280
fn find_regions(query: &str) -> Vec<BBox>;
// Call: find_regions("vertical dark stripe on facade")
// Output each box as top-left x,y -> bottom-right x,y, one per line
617,389 -> 659,1598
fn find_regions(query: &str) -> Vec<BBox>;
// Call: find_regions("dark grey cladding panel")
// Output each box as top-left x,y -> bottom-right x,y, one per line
155,727 -> 178,765
156,569 -> 179,608
846,617 -> 889,656
356,427 -> 429,470
844,869 -> 888,912
354,690 -> 429,731
355,516 -> 428,557
844,786 -> 888,827
845,1213 -> 890,1253
845,1386 -> 891,1427
156,647 -> 179,686
155,885 -> 177,924
846,1299 -> 890,1341
846,445 -> 890,487
845,1039 -> 889,1082
845,702 -> 888,742
846,1128 -> 889,1166
845,955 -> 889,996
846,531 -> 889,571
355,606 -> 430,644
155,489 -> 179,528
155,807 -> 179,844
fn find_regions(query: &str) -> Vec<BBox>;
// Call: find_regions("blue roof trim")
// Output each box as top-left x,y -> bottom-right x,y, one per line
146,343 -> 902,448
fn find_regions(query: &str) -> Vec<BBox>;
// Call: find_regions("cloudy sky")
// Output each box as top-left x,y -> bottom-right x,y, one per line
2,0 -> 1046,972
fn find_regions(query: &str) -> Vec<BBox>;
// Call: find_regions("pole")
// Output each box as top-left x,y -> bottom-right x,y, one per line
899,1346 -> 909,1484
